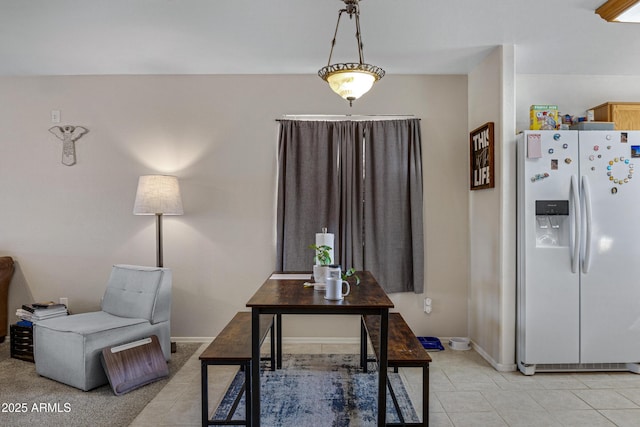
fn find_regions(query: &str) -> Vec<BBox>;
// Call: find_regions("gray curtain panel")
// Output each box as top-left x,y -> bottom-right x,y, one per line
275,119 -> 424,294
361,119 -> 424,293
337,121 -> 366,272
276,120 -> 343,270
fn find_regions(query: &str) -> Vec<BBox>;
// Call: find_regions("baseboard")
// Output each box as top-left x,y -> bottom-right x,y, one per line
171,336 -> 361,345
280,337 -> 361,345
171,337 -> 212,343
471,339 -> 517,372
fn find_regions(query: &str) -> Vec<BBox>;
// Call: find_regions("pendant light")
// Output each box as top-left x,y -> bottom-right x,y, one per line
318,0 -> 385,106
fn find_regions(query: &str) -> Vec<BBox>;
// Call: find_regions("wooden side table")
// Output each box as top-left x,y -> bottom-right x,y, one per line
10,324 -> 34,363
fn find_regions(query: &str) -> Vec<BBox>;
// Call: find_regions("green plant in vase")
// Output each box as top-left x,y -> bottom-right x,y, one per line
309,244 -> 332,266
309,244 -> 360,285
309,244 -> 332,283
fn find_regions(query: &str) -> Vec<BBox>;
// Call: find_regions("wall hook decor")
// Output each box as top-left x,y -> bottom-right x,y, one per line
49,125 -> 88,166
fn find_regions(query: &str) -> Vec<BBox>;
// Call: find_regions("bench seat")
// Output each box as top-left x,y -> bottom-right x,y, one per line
200,312 -> 275,427
361,312 -> 431,427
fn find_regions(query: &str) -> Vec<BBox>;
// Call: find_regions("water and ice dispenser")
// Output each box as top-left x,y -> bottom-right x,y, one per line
535,200 -> 569,247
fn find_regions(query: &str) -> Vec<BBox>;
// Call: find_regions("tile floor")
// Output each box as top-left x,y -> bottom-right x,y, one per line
130,342 -> 640,427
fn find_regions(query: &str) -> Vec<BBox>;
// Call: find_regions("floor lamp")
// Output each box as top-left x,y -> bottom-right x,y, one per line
133,175 -> 184,268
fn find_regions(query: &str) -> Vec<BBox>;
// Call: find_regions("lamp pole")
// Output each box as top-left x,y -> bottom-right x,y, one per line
156,213 -> 164,268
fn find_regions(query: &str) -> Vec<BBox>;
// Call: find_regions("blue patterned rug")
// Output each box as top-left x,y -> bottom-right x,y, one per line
214,353 -> 420,426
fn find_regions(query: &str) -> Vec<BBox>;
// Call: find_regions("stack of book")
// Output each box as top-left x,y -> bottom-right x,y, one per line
16,301 -> 68,325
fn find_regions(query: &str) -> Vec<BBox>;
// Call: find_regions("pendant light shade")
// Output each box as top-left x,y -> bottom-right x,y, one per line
318,0 -> 384,106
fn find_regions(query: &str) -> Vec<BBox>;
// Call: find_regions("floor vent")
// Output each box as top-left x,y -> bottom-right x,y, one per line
536,363 -> 629,372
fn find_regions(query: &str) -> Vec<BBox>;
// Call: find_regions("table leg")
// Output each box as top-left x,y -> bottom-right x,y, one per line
276,314 -> 282,369
251,308 -> 261,427
378,309 -> 388,426
423,363 -> 429,427
245,360 -> 252,426
269,317 -> 276,371
201,361 -> 208,427
360,317 -> 368,373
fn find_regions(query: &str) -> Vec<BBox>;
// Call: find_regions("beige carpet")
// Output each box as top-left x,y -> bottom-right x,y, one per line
0,340 -> 200,427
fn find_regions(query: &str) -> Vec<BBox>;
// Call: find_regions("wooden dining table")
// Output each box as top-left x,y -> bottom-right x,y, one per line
246,271 -> 394,426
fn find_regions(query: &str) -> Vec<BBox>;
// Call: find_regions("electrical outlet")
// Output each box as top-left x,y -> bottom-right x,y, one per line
51,110 -> 61,123
424,297 -> 432,313
59,297 -> 68,308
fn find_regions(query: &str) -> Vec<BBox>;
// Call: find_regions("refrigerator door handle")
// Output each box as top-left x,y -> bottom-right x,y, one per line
571,175 -> 581,274
582,175 -> 592,274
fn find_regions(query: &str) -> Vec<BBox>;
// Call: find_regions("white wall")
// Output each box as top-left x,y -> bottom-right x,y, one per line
468,45 -> 517,371
0,74 -> 469,340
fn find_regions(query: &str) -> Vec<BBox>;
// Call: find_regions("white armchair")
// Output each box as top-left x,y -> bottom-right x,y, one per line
34,264 -> 172,391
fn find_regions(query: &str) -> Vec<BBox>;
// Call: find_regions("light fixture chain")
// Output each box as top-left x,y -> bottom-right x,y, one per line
327,9 -> 346,67
354,9 -> 365,65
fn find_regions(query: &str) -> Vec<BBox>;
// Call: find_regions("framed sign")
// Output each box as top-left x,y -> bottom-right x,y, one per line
470,122 -> 495,190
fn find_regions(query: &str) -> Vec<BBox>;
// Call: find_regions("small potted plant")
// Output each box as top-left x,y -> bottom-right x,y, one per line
309,244 -> 332,266
309,244 -> 332,283
309,245 -> 361,285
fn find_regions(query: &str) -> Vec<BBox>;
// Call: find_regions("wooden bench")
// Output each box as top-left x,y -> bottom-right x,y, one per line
361,312 -> 432,427
200,312 -> 275,427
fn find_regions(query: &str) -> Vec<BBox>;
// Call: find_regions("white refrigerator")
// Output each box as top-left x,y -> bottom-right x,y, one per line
517,130 -> 640,375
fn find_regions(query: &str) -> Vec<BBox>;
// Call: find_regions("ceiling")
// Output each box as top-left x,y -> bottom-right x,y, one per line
0,0 -> 638,76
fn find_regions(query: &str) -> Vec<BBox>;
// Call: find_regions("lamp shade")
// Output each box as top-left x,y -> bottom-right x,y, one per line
133,175 -> 184,215
326,69 -> 377,102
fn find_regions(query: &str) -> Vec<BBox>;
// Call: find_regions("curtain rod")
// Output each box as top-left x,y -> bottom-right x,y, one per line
277,114 -> 418,122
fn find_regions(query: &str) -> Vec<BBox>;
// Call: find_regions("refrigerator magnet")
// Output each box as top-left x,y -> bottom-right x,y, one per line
526,133 -> 542,159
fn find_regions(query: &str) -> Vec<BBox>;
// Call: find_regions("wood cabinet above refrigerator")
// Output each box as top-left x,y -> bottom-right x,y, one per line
591,102 -> 640,130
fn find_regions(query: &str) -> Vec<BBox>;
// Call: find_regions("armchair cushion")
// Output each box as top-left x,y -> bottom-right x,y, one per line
36,311 -> 148,335
101,265 -> 171,323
